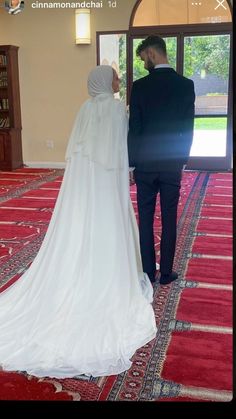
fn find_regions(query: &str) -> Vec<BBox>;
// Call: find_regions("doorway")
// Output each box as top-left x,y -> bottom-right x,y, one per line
97,1 -> 232,170
129,28 -> 232,170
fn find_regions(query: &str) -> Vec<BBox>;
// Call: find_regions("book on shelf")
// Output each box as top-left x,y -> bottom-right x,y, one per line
0,116 -> 10,128
0,55 -> 7,66
0,98 -> 9,110
0,71 -> 8,87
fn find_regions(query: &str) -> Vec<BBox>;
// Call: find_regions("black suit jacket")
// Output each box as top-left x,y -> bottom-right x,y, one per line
128,68 -> 195,171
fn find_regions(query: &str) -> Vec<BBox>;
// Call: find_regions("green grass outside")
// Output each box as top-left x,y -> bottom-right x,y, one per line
194,117 -> 227,130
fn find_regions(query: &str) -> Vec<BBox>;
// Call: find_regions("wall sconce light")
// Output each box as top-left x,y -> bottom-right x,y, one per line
75,9 -> 91,44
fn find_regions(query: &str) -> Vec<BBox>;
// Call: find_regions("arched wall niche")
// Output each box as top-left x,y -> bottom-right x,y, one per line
130,0 -> 232,28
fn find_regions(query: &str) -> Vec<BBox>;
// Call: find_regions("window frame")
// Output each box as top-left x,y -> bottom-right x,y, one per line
97,6 -> 232,171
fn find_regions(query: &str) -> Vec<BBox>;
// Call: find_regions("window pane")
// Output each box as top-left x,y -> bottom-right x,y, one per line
133,38 -> 149,81
190,117 -> 227,156
184,35 -> 230,116
133,37 -> 177,81
99,34 -> 127,101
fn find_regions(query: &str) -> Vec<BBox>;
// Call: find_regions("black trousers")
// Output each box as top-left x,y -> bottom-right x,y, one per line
134,170 -> 182,280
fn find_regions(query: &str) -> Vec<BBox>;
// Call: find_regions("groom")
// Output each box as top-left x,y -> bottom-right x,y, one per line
128,35 -> 195,285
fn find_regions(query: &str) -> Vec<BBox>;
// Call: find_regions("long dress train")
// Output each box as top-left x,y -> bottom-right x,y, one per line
0,101 -> 157,379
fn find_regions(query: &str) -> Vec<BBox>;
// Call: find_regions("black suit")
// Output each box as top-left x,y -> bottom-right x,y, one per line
128,67 -> 195,280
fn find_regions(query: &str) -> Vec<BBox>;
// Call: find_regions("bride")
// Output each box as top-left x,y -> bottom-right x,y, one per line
0,65 -> 157,378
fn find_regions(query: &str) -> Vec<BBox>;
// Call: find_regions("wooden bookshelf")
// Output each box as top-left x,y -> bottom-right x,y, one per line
0,45 -> 23,170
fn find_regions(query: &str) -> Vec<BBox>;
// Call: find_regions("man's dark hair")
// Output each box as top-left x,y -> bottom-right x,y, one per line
136,36 -> 167,57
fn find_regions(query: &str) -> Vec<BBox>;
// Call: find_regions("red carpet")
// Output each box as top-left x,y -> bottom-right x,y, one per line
162,331 -> 232,391
0,168 -> 63,200
0,371 -> 77,401
0,169 -> 233,402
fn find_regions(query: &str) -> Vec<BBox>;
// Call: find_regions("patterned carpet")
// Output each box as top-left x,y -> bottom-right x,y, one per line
0,169 -> 233,402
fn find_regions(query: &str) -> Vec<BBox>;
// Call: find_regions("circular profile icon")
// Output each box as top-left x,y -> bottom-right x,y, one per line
5,0 -> 24,15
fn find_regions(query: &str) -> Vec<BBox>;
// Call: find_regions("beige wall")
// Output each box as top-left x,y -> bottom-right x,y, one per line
133,0 -> 232,26
0,1 -> 136,164
0,0 -> 232,164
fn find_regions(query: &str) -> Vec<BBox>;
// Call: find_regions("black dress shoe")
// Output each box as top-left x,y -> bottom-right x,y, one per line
146,272 -> 156,283
159,271 -> 178,285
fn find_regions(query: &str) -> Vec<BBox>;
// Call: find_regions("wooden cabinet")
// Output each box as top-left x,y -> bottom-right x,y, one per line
0,45 -> 23,170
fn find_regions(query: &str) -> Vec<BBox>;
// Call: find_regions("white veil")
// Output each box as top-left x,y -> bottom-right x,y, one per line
65,65 -> 128,170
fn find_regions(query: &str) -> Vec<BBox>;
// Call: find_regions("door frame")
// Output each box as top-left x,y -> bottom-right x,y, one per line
128,23 -> 233,171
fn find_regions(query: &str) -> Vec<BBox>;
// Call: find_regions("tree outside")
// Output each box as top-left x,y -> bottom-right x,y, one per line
132,37 -> 177,82
118,34 -> 230,102
184,35 -> 230,81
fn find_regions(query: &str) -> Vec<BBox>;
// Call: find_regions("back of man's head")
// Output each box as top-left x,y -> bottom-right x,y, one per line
136,36 -> 167,57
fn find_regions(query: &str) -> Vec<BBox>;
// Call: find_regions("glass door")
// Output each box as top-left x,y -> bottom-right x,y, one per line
98,32 -> 127,102
97,28 -> 232,171
130,31 -> 232,171
183,34 -> 231,170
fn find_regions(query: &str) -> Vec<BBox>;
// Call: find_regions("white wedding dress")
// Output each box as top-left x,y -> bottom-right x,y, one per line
0,67 -> 157,378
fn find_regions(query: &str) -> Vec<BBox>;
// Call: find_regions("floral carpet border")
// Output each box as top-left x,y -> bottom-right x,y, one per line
97,172 -> 209,401
0,169 -> 64,203
1,172 -> 229,401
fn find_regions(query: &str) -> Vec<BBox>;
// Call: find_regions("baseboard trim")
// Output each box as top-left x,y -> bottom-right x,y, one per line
24,161 -> 66,169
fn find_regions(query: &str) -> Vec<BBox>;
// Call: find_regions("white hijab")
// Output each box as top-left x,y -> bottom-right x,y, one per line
87,65 -> 114,97
65,65 -> 128,170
